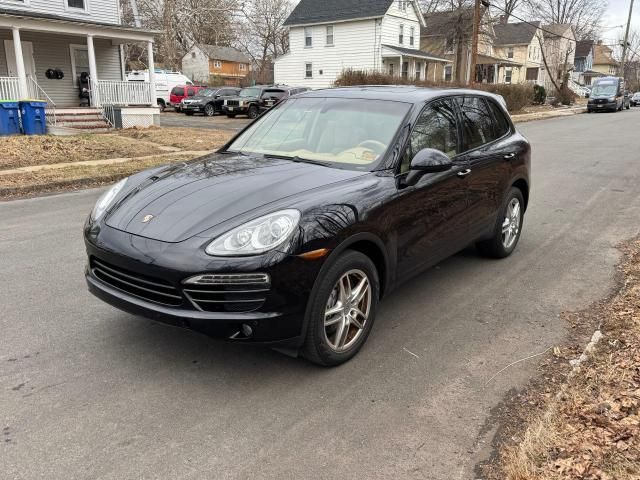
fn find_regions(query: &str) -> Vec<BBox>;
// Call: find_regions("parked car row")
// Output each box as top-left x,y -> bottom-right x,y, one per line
172,85 -> 310,119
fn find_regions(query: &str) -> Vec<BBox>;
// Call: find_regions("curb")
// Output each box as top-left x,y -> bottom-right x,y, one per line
512,107 -> 586,124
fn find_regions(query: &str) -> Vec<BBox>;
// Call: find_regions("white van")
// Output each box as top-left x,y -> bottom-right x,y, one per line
126,70 -> 193,111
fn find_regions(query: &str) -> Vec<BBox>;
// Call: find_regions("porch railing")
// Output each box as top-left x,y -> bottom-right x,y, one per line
28,77 -> 57,126
0,77 -> 20,100
94,80 -> 153,107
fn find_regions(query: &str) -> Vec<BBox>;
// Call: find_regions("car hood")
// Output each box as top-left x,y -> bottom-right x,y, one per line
105,153 -> 366,243
227,96 -> 259,101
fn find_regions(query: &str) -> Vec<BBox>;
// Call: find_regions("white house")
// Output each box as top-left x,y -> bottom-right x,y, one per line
0,0 -> 159,129
274,0 -> 450,89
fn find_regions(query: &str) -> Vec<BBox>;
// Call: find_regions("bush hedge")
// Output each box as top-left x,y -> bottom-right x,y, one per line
334,69 -> 536,113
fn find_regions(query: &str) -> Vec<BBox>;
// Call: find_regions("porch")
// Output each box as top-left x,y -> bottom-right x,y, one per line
476,55 -> 524,84
0,11 -> 159,128
381,44 -> 451,82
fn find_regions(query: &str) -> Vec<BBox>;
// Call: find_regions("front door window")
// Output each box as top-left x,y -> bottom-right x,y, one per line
70,45 -> 90,86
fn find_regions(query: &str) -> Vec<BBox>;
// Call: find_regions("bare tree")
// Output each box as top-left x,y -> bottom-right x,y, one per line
525,0 -> 606,40
235,0 -> 292,79
495,0 -> 522,23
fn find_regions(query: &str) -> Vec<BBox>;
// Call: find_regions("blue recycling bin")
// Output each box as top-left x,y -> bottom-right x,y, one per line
20,101 -> 48,135
0,101 -> 21,136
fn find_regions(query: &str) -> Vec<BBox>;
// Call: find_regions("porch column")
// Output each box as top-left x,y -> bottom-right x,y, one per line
12,28 -> 28,99
147,41 -> 157,107
86,34 -> 99,106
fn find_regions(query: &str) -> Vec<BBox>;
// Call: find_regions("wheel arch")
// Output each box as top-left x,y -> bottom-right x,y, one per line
511,178 -> 529,211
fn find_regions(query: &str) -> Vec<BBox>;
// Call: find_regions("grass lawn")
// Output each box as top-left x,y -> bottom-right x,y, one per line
116,126 -> 232,151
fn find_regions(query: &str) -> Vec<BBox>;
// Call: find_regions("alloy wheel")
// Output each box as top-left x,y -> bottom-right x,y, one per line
502,197 -> 521,249
205,104 -> 215,116
323,269 -> 371,352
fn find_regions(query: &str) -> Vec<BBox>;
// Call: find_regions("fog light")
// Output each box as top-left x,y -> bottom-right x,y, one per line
242,324 -> 253,337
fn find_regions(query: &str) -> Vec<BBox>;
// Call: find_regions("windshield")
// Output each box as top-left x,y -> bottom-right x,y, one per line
200,89 -> 218,97
240,88 -> 261,98
227,97 -> 411,170
591,81 -> 618,96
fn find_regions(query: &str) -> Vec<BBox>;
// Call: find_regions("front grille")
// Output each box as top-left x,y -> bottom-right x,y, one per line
90,257 -> 183,307
596,98 -> 608,104
226,100 -> 240,107
183,274 -> 270,313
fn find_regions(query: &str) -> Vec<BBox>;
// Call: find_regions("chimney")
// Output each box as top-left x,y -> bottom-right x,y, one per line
597,39 -> 603,45
499,15 -> 507,24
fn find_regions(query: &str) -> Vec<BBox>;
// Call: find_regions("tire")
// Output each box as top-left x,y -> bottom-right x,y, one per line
204,104 -> 216,117
248,105 -> 259,119
626,103 -> 630,110
302,250 -> 380,367
476,187 -> 525,259
157,100 -> 166,113
175,106 -> 182,113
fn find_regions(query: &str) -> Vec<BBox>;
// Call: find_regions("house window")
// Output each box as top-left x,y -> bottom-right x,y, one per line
445,36 -> 454,54
67,0 -> 86,9
504,67 -> 512,83
304,27 -> 313,47
401,61 -> 409,78
305,63 -> 313,78
389,63 -> 395,75
399,25 -> 404,44
526,67 -> 538,81
507,47 -> 514,59
326,25 -> 334,46
410,26 -> 415,46
191,52 -> 196,59
399,0 -> 407,11
415,62 -> 422,80
213,60 -> 222,69
239,63 -> 246,71
444,65 -> 452,82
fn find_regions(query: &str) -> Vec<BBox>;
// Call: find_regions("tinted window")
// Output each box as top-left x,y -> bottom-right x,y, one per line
456,96 -> 498,150
401,98 -> 459,173
172,87 -> 184,96
187,88 -> 196,96
487,100 -> 510,138
263,89 -> 286,99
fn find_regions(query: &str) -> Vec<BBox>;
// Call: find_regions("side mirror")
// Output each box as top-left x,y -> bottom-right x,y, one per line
404,148 -> 453,187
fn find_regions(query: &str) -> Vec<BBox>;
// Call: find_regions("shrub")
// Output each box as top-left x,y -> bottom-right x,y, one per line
334,69 -> 535,113
554,86 -> 575,106
533,85 -> 547,105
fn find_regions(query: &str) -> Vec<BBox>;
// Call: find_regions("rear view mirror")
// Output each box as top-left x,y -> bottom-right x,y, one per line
404,148 -> 453,186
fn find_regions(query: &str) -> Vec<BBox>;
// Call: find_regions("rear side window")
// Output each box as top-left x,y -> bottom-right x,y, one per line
172,87 -> 184,96
487,100 -> 510,138
187,88 -> 196,96
456,96 -> 499,150
263,89 -> 286,99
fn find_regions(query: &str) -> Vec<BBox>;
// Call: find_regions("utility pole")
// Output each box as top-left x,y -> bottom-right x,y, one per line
621,0 -> 635,78
470,0 -> 481,84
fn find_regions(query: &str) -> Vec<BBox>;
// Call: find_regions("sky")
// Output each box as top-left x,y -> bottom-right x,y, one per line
603,0 -> 639,43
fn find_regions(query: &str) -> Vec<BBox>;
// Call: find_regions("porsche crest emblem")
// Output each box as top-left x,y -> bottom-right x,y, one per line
142,214 -> 154,223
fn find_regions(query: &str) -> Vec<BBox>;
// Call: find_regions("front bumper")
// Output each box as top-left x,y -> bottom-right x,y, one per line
85,224 -> 324,346
182,104 -> 204,112
588,101 -> 617,111
222,105 -> 248,114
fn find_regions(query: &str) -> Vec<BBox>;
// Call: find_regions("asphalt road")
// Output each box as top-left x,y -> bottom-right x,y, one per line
2,109 -> 640,480
160,111 -> 252,132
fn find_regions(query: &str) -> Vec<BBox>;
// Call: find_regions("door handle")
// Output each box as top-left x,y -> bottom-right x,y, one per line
503,152 -> 516,159
457,169 -> 472,177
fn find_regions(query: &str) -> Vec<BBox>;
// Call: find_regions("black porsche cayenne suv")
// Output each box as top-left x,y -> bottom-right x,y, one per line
85,86 -> 531,367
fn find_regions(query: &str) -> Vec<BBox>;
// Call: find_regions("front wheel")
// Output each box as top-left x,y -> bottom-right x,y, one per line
247,105 -> 259,119
476,187 -> 525,258
302,251 -> 379,367
204,104 -> 216,117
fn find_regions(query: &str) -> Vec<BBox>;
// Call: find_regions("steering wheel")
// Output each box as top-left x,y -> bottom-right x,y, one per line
357,140 -> 386,154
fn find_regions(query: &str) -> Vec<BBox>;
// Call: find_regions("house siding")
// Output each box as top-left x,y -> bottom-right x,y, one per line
0,30 -> 121,106
182,45 -> 210,84
380,3 -> 420,48
0,0 -> 121,25
275,19 -> 379,89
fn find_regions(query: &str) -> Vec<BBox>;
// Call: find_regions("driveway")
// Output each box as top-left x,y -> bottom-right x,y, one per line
2,109 -> 640,479
160,111 -> 252,132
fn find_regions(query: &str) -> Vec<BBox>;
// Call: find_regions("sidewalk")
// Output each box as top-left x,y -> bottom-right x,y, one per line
512,105 -> 586,123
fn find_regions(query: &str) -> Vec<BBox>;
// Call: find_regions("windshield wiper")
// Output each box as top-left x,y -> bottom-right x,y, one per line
263,153 -> 331,168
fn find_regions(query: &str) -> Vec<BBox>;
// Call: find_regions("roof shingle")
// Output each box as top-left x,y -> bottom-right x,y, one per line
283,0 -> 394,26
494,21 -> 540,45
196,45 -> 251,64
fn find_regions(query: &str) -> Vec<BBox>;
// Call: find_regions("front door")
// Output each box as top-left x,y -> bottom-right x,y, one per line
393,98 -> 470,282
4,40 -> 36,79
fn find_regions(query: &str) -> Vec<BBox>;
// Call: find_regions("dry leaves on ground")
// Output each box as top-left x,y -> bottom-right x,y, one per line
117,127 -> 231,151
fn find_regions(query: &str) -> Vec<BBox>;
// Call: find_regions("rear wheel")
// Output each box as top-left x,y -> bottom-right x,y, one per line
157,100 -> 166,112
476,187 -> 525,258
204,104 -> 216,117
248,105 -> 259,119
302,250 -> 379,367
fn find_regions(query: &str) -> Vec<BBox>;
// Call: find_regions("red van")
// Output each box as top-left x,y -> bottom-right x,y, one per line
170,85 -> 207,112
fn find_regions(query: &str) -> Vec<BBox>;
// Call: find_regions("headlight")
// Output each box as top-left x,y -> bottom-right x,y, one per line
91,178 -> 127,221
238,100 -> 245,106
609,97 -> 616,102
206,209 -> 301,256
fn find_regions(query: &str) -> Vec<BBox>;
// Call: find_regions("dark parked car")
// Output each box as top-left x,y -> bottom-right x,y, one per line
170,85 -> 207,112
181,87 -> 241,116
587,77 -> 630,112
85,87 -> 531,366
222,85 -> 276,119
631,92 -> 640,106
259,86 -> 310,113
